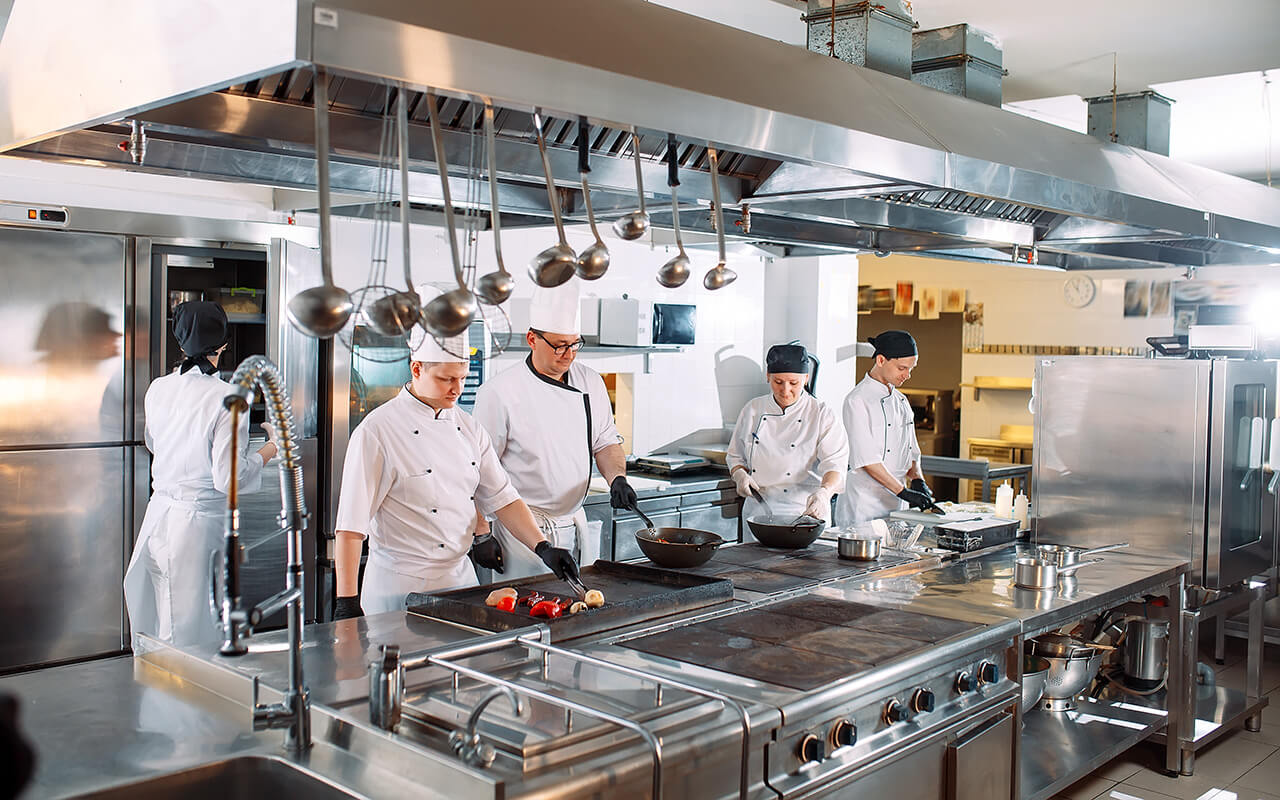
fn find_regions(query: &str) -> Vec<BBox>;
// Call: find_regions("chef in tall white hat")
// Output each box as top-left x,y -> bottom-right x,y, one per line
472,278 -> 634,580
332,287 -> 579,618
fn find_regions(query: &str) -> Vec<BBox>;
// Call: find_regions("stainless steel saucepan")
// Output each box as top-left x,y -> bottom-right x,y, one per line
838,534 -> 881,561
1014,557 -> 1101,590
1035,541 -> 1128,568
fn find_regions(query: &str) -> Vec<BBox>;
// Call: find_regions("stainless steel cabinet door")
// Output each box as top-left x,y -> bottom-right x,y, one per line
0,227 -> 128,447
679,502 -> 742,543
1205,360 -> 1278,588
613,508 -> 680,560
0,448 -> 125,670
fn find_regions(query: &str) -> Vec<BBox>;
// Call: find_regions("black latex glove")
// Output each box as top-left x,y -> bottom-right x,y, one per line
470,533 -> 505,573
909,478 -> 934,502
334,596 -> 364,620
0,693 -> 34,799
535,541 -> 580,582
896,487 -> 933,510
609,475 -> 638,510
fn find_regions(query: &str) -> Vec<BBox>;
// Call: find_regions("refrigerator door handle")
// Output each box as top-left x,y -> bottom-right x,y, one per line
1268,418 -> 1280,495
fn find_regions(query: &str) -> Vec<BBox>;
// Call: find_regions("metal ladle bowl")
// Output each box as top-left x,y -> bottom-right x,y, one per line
703,263 -> 737,290
658,250 -> 691,288
421,286 -> 479,338
701,146 -> 737,291
528,244 -> 578,288
475,270 -> 515,305
287,284 -> 354,339
612,210 -> 649,241
366,288 -> 422,337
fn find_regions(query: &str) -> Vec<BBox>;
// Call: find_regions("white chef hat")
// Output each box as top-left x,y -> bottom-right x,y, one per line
529,277 -> 582,335
410,285 -> 470,363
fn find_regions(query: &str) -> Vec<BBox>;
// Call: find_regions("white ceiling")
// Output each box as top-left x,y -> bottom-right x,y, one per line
652,0 -> 1280,182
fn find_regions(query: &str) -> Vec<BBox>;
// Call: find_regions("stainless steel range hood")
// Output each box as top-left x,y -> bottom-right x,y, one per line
3,0 -> 1280,270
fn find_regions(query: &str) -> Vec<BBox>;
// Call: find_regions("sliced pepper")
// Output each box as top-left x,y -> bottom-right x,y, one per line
529,599 -> 563,619
517,591 -> 544,608
494,595 -> 517,613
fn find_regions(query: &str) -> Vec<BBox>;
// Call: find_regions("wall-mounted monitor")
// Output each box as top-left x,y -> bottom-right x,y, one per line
652,303 -> 696,345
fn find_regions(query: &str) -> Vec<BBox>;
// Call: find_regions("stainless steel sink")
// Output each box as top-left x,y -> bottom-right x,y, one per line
74,755 -> 362,799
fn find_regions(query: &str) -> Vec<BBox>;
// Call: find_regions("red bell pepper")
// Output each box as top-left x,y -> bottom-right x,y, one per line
495,595 -> 516,613
529,599 -> 563,619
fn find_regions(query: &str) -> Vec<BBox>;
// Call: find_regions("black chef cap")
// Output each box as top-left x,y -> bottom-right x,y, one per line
173,302 -> 228,374
868,330 -> 917,360
766,343 -> 808,374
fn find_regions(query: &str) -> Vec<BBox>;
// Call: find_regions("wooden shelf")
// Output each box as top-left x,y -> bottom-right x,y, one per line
960,375 -> 1033,399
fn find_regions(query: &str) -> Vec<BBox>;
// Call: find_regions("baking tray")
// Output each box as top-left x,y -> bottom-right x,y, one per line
406,560 -> 734,642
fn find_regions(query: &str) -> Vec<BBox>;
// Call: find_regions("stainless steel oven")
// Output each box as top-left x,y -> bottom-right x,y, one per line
1033,356 -> 1278,589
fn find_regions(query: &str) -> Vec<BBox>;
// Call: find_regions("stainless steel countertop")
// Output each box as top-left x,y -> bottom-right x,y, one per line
0,543 -> 1188,799
810,543 -> 1188,636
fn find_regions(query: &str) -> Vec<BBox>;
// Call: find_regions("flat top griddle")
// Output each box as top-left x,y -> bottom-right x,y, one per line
637,542 -> 917,593
621,597 -> 979,691
407,561 -> 733,642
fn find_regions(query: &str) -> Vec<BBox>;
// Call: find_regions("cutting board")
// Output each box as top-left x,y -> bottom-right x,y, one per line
588,475 -> 671,494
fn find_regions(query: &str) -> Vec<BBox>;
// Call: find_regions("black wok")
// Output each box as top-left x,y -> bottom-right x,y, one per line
746,514 -> 826,548
634,527 -> 724,568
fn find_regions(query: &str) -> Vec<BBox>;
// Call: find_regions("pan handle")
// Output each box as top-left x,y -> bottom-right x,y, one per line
1056,558 -> 1103,574
626,499 -> 658,532
1081,542 -> 1129,557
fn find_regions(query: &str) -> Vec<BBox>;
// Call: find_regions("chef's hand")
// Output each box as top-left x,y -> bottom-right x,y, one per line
803,486 -> 834,523
261,421 -> 279,447
731,468 -> 761,499
258,421 -> 280,464
896,486 -> 933,510
609,476 -> 638,510
470,533 -> 505,573
334,596 -> 364,620
535,541 -> 580,582
909,478 -> 933,502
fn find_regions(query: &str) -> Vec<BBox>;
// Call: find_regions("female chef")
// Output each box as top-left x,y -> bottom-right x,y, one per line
332,296 -> 579,619
834,330 -> 934,527
727,343 -> 848,524
124,301 -> 278,648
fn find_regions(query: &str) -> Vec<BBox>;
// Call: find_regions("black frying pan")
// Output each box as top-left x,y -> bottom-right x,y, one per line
746,515 -> 826,548
633,527 -> 724,568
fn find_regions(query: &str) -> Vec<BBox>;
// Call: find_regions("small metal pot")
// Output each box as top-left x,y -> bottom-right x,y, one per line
1035,542 -> 1129,567
838,534 -> 881,561
1014,557 -> 1101,590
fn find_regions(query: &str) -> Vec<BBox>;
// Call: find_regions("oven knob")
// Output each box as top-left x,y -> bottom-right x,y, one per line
883,699 -> 910,725
955,671 -> 978,693
912,688 -> 936,713
831,719 -> 858,749
797,732 -> 825,763
978,661 -> 1001,685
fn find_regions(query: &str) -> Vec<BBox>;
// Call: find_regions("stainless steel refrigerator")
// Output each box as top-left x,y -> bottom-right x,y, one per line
1033,356 -> 1278,589
0,226 -> 144,670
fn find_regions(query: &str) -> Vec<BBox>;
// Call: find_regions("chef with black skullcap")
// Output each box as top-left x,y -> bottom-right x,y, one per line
726,342 -> 848,525
835,330 -> 933,526
125,301 -> 279,648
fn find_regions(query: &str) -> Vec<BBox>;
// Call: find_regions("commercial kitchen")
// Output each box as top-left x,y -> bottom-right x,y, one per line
1,1 -> 1278,798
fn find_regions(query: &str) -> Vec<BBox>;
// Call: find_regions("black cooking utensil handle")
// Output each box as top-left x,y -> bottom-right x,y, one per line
667,133 -> 679,188
577,117 -> 591,174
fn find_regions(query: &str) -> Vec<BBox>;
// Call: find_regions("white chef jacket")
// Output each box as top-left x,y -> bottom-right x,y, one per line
125,368 -> 266,649
726,392 -> 848,521
473,357 -> 622,577
336,387 -> 520,612
834,374 -> 922,526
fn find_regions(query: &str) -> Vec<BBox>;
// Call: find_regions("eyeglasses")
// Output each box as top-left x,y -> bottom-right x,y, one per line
533,330 -> 585,356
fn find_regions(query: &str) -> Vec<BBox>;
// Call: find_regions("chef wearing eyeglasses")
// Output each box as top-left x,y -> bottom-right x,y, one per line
472,279 -> 635,580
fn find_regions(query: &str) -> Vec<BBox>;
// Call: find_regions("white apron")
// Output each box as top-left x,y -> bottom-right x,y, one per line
726,393 -> 849,524
835,375 -> 921,526
361,549 -> 478,614
491,507 -> 589,581
124,493 -> 223,649
124,368 -> 264,649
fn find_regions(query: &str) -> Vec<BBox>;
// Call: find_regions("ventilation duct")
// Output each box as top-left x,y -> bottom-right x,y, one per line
911,24 -> 1005,107
1085,90 -> 1174,156
802,0 -> 915,78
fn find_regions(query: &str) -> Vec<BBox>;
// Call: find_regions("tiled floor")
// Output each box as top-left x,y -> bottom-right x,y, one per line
1050,636 -> 1280,800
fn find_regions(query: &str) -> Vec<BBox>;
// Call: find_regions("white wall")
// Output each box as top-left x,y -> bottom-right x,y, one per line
763,255 -> 861,409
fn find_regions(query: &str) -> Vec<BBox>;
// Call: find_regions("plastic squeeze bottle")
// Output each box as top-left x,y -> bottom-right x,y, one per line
994,482 -> 1014,519
1013,491 -> 1030,530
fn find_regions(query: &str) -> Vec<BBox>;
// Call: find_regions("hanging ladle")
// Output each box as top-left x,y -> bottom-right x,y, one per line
657,133 -> 692,288
368,86 -> 424,337
420,91 -> 478,338
612,127 -> 650,241
527,109 -> 578,288
474,101 -> 515,305
575,117 -> 610,280
702,146 -> 737,290
287,66 -> 354,338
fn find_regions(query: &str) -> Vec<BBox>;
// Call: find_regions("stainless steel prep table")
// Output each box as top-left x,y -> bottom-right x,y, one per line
808,544 -> 1191,800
